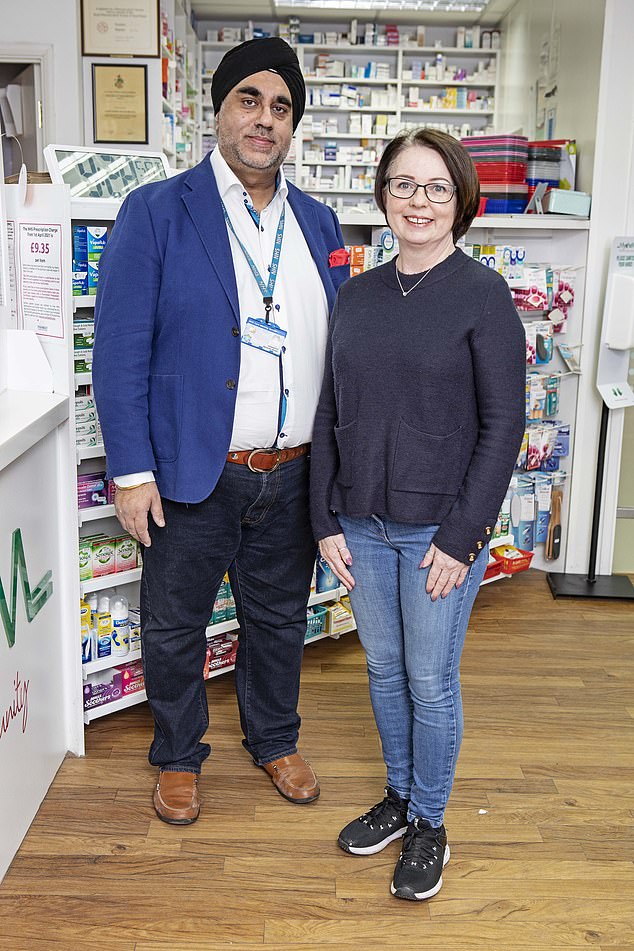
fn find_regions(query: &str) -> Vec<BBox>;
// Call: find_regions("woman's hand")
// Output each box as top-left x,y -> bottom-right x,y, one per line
420,543 -> 468,601
318,533 -> 355,591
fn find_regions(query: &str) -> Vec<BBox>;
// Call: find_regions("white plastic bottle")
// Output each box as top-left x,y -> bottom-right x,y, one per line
111,593 -> 130,657
97,589 -> 114,614
85,590 -> 99,615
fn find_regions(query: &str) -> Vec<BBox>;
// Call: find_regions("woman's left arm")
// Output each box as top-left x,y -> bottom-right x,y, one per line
429,275 -> 526,582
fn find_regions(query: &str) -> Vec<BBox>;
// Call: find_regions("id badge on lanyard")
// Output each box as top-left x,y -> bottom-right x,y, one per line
241,317 -> 287,356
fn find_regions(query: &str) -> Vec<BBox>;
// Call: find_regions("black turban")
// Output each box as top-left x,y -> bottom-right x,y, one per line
211,37 -> 305,132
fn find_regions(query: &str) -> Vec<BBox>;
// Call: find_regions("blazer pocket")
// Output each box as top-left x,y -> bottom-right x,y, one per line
334,419 -> 357,486
391,417 -> 463,495
148,373 -> 184,463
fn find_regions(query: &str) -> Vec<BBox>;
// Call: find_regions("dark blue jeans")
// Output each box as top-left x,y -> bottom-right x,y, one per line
140,456 -> 316,773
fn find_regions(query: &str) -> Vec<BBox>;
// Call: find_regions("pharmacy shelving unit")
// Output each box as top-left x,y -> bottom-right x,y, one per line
198,23 -> 497,213
161,0 -> 202,169
83,584 -> 357,723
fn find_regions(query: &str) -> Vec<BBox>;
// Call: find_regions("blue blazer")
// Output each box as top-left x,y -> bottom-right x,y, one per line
93,154 -> 350,503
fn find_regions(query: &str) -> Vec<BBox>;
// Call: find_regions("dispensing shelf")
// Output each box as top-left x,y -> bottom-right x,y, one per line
76,445 -> 105,463
78,503 -> 116,525
80,567 -> 142,596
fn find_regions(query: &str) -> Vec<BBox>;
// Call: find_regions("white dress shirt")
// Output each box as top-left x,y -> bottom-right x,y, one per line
114,147 -> 329,488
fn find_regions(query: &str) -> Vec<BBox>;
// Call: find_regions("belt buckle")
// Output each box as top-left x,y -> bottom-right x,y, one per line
247,448 -> 281,473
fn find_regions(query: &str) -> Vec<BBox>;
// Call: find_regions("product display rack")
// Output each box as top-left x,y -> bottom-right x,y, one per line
199,23 -> 498,212
160,0 -> 202,169
83,584 -> 357,723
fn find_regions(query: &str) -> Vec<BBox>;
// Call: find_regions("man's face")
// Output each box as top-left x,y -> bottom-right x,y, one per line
216,70 -> 294,175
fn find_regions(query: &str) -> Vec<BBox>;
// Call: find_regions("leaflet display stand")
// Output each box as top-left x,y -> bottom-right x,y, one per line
547,236 -> 634,600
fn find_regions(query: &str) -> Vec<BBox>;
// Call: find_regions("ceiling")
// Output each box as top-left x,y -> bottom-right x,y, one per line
190,0 -> 518,27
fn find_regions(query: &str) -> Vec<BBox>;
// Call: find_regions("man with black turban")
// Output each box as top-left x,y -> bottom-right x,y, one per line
93,38 -> 349,824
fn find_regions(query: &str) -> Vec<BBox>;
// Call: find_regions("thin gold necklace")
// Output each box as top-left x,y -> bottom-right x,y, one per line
394,247 -> 453,297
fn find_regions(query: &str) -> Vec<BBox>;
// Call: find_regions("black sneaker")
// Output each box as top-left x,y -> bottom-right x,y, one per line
391,817 -> 450,901
338,786 -> 409,855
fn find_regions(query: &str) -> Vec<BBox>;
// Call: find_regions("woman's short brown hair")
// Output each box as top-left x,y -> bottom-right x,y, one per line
374,128 -> 480,243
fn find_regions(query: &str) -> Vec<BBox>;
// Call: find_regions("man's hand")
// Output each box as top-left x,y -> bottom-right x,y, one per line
114,483 -> 165,547
318,532 -> 355,591
420,543 -> 468,601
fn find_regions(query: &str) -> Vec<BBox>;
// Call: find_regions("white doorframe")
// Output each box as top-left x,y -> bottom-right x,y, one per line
0,44 -> 55,171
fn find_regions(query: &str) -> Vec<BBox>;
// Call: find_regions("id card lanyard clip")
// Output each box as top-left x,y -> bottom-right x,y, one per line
221,200 -> 285,324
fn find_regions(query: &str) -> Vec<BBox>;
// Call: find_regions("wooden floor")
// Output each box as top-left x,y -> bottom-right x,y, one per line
1,571 -> 633,951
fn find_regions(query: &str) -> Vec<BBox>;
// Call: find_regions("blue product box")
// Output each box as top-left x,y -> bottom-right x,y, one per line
73,261 -> 88,297
72,225 -> 87,264
88,260 -> 99,294
87,226 -> 108,260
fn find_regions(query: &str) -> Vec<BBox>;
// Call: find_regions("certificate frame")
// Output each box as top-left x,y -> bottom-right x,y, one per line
81,0 -> 160,58
92,64 -> 148,145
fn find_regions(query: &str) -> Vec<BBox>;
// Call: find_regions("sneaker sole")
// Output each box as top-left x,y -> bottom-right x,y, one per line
338,826 -> 407,855
390,844 -> 450,901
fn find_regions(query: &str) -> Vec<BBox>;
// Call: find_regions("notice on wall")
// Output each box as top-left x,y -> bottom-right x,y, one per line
17,223 -> 64,339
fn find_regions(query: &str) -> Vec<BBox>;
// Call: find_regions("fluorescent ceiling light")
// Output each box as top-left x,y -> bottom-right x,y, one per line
275,1 -> 488,11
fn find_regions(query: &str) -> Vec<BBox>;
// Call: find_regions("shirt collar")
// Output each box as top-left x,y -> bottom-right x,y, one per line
210,146 -> 288,206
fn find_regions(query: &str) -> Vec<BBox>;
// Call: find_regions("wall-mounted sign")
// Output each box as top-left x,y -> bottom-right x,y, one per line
81,0 -> 160,58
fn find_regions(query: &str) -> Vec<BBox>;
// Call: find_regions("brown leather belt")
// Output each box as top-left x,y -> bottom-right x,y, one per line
227,443 -> 309,473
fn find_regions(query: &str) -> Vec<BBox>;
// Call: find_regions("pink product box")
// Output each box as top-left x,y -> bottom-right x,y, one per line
77,472 -> 108,508
107,480 -> 117,504
116,659 -> 145,696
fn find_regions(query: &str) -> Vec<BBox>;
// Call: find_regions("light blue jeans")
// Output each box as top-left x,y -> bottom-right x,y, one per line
338,514 -> 488,827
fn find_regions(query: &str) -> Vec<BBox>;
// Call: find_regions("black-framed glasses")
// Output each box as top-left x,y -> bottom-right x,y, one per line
387,177 -> 457,203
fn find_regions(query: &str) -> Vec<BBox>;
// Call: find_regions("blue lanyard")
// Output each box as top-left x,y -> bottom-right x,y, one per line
221,201 -> 285,323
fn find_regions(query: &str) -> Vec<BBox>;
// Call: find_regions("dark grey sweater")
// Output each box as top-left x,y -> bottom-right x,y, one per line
309,248 -> 526,564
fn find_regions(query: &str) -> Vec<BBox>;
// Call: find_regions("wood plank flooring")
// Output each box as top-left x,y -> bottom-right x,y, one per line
1,571 -> 633,950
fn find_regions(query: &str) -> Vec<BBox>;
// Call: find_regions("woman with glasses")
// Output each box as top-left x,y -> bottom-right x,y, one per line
310,129 -> 526,902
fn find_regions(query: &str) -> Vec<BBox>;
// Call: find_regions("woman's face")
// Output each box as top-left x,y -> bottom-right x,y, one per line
383,145 -> 457,257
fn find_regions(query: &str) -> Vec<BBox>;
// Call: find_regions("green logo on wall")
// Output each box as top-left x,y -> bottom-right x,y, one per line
0,529 -> 53,649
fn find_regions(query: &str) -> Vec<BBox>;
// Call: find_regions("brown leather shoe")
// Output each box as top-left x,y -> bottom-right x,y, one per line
153,770 -> 201,824
261,753 -> 320,804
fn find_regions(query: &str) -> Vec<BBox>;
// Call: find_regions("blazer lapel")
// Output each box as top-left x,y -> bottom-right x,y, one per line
181,158 -> 240,326
287,186 -> 337,312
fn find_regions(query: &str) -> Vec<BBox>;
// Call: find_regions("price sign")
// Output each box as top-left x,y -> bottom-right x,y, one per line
18,223 -> 63,338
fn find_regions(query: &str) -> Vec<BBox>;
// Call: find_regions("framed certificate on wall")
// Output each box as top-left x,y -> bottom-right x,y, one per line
81,0 -> 160,58
92,64 -> 148,145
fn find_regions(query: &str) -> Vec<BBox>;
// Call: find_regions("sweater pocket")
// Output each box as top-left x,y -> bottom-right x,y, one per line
390,417 -> 463,495
334,419 -> 357,486
148,373 -> 184,462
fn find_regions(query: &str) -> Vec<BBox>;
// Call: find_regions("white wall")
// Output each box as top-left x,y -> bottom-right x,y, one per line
0,0 -> 83,150
498,0 -> 605,193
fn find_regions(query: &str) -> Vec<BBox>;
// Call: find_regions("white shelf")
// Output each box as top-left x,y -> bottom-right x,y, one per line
304,187 -> 374,194
78,503 -> 116,525
302,160 -> 379,167
337,213 -> 591,230
73,295 -> 96,311
480,572 -> 511,586
401,107 -> 494,115
70,199 -> 120,221
489,534 -> 516,549
306,106 -> 399,113
76,444 -> 105,463
303,132 -> 391,140
305,77 -> 399,85
403,78 -> 496,87
83,646 -> 142,678
74,372 -> 92,389
80,566 -> 142,595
